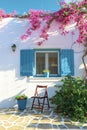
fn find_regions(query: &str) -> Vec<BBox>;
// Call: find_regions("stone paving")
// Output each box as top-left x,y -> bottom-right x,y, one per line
0,108 -> 87,130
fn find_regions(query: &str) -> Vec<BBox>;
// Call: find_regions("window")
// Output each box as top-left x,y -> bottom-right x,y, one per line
20,49 -> 74,77
36,51 -> 59,76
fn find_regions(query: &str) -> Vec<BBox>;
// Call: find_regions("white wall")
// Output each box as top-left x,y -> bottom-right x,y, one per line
0,18 -> 85,108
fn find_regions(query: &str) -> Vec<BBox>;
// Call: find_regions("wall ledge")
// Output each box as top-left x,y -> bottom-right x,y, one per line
27,77 -> 63,83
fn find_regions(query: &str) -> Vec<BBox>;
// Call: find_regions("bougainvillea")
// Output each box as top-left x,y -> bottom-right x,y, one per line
21,0 -> 87,46
0,0 -> 87,46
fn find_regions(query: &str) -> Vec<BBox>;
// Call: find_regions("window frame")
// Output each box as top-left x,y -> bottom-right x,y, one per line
35,49 -> 60,77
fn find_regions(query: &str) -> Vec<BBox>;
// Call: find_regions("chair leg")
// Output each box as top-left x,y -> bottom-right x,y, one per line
47,97 -> 50,109
37,98 -> 40,108
31,97 -> 50,111
31,98 -> 41,110
31,97 -> 35,110
42,97 -> 45,112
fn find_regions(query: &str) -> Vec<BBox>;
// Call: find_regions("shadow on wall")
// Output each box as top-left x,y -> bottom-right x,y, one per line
0,88 -> 29,109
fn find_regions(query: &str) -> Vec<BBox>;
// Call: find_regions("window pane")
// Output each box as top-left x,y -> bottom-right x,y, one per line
48,53 -> 58,74
36,53 -> 45,74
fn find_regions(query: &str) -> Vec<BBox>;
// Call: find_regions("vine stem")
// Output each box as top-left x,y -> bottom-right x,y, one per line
82,46 -> 87,81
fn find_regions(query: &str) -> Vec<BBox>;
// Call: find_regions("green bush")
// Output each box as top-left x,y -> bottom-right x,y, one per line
51,76 -> 87,122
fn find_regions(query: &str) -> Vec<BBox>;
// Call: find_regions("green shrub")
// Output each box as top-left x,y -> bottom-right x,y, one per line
51,76 -> 87,122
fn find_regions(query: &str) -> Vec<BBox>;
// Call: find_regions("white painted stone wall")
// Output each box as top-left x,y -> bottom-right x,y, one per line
0,18 -> 86,108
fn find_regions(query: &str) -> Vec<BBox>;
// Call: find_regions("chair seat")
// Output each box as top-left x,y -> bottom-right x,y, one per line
31,96 -> 48,99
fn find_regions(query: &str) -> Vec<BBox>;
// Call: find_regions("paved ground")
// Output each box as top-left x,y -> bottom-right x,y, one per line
0,108 -> 87,130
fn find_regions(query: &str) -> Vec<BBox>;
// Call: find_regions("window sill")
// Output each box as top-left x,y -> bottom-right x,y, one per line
27,77 -> 62,83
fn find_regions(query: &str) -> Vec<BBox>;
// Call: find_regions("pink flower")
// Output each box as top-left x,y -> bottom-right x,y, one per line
71,31 -> 75,35
26,29 -> 31,35
21,34 -> 28,40
38,41 -> 43,46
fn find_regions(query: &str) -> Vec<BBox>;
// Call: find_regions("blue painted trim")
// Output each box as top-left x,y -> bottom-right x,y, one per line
20,49 -> 35,76
34,48 -> 60,52
61,49 -> 74,76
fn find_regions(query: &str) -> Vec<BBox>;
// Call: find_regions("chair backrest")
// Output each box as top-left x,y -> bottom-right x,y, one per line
34,85 -> 48,97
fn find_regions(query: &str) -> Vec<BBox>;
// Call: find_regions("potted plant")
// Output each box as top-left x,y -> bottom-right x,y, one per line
15,94 -> 28,110
43,70 -> 50,77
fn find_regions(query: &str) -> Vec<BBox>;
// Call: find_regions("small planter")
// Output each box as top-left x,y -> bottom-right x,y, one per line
43,70 -> 50,78
44,72 -> 50,77
15,94 -> 28,110
17,99 -> 27,110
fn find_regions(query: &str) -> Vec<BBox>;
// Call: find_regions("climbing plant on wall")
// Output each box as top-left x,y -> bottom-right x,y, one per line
20,0 -> 87,46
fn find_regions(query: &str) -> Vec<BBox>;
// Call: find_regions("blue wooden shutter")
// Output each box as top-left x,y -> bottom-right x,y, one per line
20,49 -> 35,76
61,49 -> 74,76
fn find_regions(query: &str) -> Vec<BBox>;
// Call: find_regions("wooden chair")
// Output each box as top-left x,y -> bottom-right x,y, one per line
31,85 -> 50,112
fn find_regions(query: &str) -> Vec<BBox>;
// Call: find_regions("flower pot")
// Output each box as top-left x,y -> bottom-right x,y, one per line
44,72 -> 49,78
17,99 -> 27,110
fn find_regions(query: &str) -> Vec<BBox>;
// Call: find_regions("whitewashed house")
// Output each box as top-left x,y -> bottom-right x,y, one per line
0,17 -> 86,108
